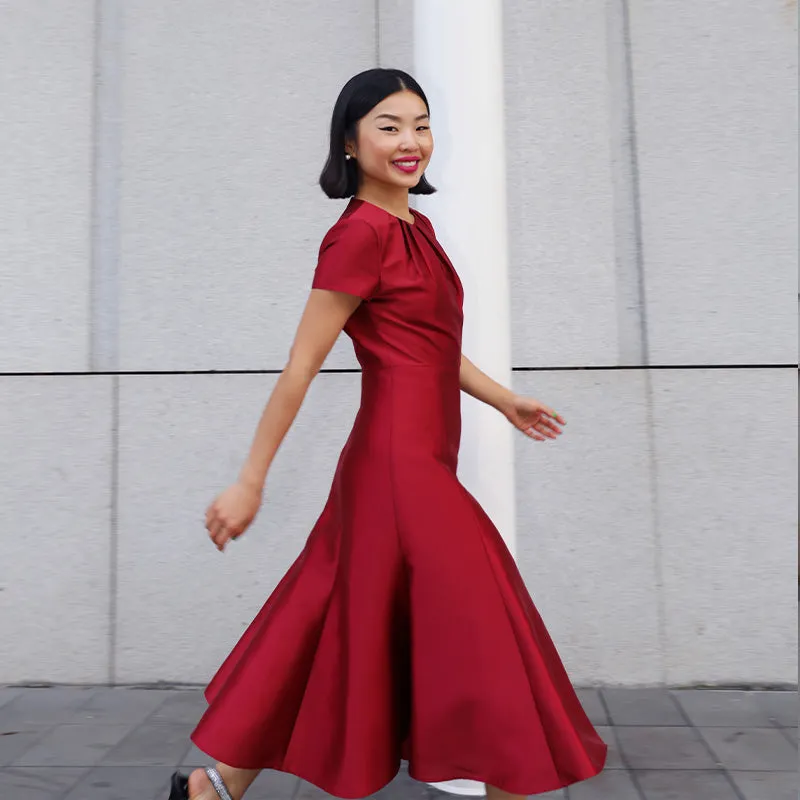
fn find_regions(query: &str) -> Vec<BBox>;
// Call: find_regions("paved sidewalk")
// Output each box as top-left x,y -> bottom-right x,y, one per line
0,687 -> 796,799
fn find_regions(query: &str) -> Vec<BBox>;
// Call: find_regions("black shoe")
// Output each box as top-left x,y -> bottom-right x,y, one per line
168,767 -> 234,800
168,772 -> 189,800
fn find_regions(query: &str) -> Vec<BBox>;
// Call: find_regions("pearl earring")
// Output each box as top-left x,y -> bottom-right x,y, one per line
345,153 -> 352,160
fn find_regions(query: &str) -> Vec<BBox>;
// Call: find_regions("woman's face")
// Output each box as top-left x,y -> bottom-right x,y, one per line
348,90 -> 434,191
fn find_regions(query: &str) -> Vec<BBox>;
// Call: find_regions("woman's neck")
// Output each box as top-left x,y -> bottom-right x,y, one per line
355,184 -> 412,223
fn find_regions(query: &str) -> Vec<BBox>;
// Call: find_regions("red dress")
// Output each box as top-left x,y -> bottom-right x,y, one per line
190,198 -> 607,798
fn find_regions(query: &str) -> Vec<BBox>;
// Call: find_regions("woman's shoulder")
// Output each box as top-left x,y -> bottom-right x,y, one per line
317,205 -> 386,262
321,200 -> 392,247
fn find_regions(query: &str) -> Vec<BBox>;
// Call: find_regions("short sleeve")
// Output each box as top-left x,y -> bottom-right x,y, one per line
312,217 -> 381,300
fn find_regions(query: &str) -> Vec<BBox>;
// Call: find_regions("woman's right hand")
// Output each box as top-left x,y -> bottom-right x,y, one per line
205,481 -> 263,552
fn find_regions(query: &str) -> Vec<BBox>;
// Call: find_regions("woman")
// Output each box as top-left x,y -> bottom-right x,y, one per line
169,68 -> 607,800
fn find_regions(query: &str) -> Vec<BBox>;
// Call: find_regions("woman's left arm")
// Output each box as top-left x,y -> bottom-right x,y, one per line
459,352 -> 515,414
459,352 -> 566,442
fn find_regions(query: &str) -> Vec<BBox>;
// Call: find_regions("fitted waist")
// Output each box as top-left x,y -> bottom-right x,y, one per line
361,361 -> 461,373
359,363 -> 461,401
350,363 -> 462,467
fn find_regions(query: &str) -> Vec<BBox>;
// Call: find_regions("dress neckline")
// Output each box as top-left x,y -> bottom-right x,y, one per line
351,197 -> 416,226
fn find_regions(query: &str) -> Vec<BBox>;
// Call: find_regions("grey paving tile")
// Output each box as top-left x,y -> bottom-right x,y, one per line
294,769 -> 433,800
636,770 -> 738,799
99,721 -> 193,766
153,770 -> 175,800
4,686 -> 797,800
576,688 -> 609,726
72,687 -> 169,726
0,687 -> 97,731
672,690 -> 773,727
61,765 -> 175,800
147,688 -> 208,725
0,686 -> 22,709
616,726 -> 719,770
594,725 -> 626,769
179,741 -> 209,767
295,779 -> 337,798
729,770 -> 799,800
14,723 -> 132,768
0,728 -> 49,767
243,769 -> 300,800
752,690 -> 799,728
700,727 -> 798,771
778,725 -> 797,746
602,688 -> 684,726
0,767 -> 86,800
569,769 -> 639,799
369,768 -> 430,799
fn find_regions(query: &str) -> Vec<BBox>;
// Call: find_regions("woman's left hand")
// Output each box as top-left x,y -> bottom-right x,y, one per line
504,394 -> 566,441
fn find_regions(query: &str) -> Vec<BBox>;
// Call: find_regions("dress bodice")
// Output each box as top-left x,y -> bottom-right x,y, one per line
311,198 -> 464,372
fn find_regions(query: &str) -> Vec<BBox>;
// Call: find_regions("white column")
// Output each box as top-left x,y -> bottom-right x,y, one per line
413,1 -> 515,796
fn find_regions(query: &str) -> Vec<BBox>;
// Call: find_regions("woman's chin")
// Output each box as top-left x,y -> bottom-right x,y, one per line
364,164 -> 424,190
388,171 -> 421,188
369,174 -> 418,191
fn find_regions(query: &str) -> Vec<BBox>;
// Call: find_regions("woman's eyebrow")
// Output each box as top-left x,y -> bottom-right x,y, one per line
374,113 -> 430,122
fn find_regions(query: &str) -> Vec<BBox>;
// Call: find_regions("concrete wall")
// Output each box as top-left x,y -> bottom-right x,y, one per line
0,0 -> 796,687
504,0 -> 797,686
0,2 -> 94,372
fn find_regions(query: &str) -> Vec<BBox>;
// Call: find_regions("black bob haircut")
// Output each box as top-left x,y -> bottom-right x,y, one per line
319,68 -> 437,199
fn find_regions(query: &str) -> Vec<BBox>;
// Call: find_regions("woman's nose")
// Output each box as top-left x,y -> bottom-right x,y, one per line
399,129 -> 418,150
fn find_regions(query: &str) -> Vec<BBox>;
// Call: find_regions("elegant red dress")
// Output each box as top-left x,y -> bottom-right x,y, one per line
190,197 -> 607,798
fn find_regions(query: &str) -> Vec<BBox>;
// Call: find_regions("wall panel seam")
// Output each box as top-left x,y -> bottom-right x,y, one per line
90,0 -> 122,372
607,0 -> 649,367
108,375 -> 120,683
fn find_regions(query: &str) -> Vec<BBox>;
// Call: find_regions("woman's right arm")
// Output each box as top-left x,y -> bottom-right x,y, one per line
205,288 -> 362,551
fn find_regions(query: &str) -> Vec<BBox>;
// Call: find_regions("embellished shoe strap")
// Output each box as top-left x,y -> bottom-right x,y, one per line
204,767 -> 234,800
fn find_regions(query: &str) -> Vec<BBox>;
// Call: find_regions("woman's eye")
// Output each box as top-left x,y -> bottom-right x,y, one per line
380,126 -> 398,132
417,126 -> 430,131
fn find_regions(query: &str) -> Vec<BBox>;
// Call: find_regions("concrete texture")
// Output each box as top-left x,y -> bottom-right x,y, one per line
0,1 -> 94,372
652,368 -> 798,684
512,370 -> 661,686
0,378 -> 114,683
512,367 -> 797,686
629,0 -> 798,365
378,0 -> 414,72
504,0 -> 619,368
